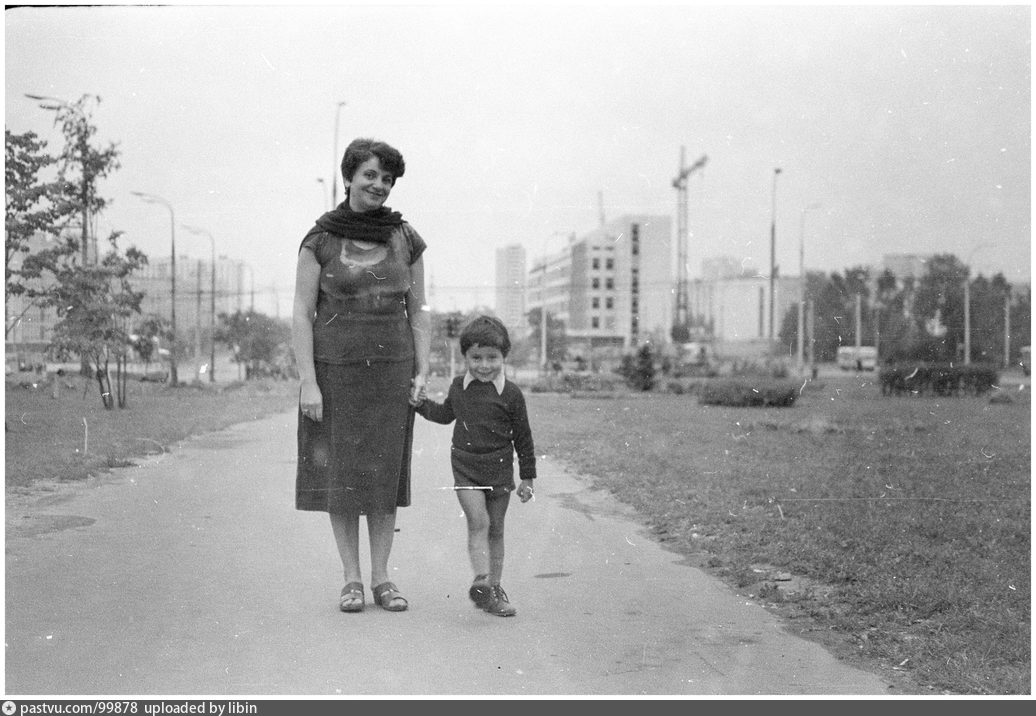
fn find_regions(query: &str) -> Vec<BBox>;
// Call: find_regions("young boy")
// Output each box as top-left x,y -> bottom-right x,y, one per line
414,315 -> 536,617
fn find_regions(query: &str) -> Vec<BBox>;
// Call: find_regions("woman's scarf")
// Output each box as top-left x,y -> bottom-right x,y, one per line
309,200 -> 404,244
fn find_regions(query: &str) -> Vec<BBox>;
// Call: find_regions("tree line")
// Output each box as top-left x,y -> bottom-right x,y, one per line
777,257 -> 1030,367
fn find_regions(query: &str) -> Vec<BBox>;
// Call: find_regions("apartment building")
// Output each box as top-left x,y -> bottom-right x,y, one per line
526,214 -> 674,359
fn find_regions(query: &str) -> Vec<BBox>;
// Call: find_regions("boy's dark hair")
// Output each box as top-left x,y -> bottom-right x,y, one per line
341,137 -> 406,184
459,315 -> 511,357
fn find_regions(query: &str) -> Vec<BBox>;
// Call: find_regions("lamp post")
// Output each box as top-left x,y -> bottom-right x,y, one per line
769,167 -> 782,346
132,191 -> 178,385
797,202 -> 822,376
538,231 -> 568,375
330,101 -> 347,207
181,225 -> 217,383
963,243 -> 993,366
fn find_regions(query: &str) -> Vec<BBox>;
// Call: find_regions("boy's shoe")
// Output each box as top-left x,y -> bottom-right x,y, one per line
482,584 -> 516,617
469,575 -> 492,608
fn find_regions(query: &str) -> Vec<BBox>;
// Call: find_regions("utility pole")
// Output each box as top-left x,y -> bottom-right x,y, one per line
1004,289 -> 1011,369
769,168 -> 782,345
671,147 -> 708,341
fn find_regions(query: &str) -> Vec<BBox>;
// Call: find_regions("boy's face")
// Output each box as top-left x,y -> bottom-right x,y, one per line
463,344 -> 505,383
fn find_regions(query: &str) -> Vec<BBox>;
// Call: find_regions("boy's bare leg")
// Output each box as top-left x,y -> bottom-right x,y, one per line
457,489 -> 491,578
485,491 -> 510,584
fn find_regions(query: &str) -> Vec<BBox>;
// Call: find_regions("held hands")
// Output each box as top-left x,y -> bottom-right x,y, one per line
517,479 -> 535,503
409,372 -> 428,406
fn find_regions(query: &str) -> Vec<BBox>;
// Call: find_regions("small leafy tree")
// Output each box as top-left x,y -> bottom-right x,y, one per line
5,129 -> 78,336
132,314 -> 172,376
619,343 -> 657,391
47,235 -> 148,408
217,310 -> 291,380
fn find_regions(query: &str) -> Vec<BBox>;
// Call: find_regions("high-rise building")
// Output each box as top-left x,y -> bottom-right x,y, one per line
494,244 -> 527,338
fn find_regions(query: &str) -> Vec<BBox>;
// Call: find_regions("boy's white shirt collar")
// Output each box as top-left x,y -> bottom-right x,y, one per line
463,371 -> 506,394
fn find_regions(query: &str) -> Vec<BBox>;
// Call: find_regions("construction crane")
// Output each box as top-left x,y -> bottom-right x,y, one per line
671,147 -> 708,342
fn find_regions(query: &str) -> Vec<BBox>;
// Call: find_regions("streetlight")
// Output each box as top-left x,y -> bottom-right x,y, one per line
538,230 -> 568,374
963,243 -> 993,366
132,191 -> 178,386
797,202 -> 822,376
769,167 -> 782,345
330,101 -> 347,207
181,224 -> 217,383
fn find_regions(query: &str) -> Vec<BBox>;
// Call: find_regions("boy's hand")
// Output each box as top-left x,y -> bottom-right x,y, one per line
517,480 -> 534,503
408,385 -> 428,407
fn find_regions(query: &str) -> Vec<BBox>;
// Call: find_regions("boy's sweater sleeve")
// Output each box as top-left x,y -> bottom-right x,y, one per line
416,390 -> 455,424
509,388 -> 537,481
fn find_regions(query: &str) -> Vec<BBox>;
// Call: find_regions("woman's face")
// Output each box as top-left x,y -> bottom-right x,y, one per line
345,156 -> 394,212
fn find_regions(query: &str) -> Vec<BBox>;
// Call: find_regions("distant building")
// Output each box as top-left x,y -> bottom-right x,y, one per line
5,232 -> 63,365
882,253 -> 931,281
494,244 -> 527,338
5,235 -> 249,370
133,254 -> 246,327
689,274 -> 800,358
526,214 -> 673,359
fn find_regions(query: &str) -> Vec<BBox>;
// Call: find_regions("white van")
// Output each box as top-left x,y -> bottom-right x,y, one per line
837,346 -> 877,371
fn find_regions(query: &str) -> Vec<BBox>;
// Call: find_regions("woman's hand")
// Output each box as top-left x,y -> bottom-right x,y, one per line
299,380 -> 323,422
410,372 -> 428,405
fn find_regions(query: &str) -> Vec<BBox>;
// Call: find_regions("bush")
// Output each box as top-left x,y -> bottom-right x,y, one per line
617,344 -> 657,391
528,371 -> 625,394
879,363 -> 999,397
698,379 -> 799,407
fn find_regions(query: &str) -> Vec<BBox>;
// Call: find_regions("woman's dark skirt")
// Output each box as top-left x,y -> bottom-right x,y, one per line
296,360 -> 414,514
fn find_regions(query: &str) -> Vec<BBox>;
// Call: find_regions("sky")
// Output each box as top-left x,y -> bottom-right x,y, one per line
4,2 -> 1031,318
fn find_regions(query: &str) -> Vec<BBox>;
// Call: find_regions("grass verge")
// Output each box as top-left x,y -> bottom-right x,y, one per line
523,373 -> 1030,695
5,372 -> 296,489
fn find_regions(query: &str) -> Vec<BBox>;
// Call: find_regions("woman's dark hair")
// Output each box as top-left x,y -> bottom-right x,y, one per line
459,315 -> 511,358
341,138 -> 406,184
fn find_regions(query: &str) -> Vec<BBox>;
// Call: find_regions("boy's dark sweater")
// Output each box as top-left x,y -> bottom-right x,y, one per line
416,376 -> 537,481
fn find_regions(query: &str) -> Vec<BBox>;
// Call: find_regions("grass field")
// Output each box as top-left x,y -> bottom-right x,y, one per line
4,368 -> 1031,694
523,372 -> 1031,695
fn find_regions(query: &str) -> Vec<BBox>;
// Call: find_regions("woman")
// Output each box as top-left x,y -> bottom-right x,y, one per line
293,137 -> 430,613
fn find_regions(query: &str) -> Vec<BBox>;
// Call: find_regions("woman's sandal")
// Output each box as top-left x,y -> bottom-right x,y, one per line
372,581 -> 408,612
339,582 -> 365,613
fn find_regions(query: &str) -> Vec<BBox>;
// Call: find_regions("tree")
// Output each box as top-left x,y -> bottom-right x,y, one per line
619,343 -> 657,391
14,95 -> 125,379
913,254 -> 968,362
5,129 -> 78,336
131,314 -> 173,376
47,234 -> 148,409
217,310 -> 292,379
45,94 -> 121,267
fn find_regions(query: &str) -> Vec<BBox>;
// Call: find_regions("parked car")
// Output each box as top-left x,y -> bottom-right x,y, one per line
837,345 -> 877,371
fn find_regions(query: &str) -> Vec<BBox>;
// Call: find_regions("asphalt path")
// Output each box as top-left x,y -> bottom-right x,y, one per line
4,406 -> 895,697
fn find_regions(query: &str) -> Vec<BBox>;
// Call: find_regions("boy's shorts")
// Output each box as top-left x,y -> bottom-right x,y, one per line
450,445 -> 515,497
